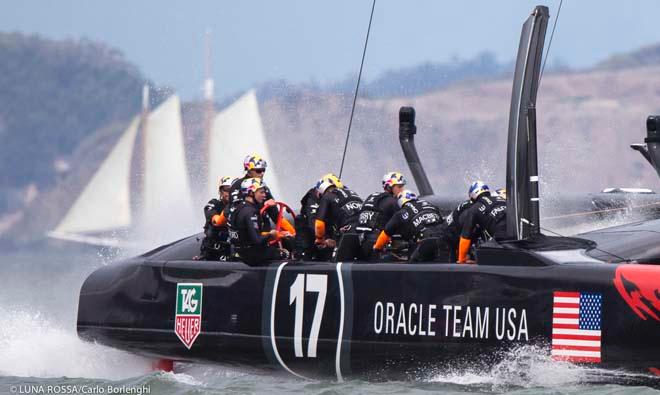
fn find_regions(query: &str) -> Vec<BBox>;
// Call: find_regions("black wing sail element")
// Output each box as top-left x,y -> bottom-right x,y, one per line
631,116 -> 660,179
398,107 -> 434,196
506,6 -> 549,240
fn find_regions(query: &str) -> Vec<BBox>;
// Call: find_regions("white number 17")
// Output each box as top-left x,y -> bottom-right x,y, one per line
289,274 -> 328,358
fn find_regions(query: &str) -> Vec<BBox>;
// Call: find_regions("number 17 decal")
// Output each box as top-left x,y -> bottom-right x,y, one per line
289,274 -> 328,358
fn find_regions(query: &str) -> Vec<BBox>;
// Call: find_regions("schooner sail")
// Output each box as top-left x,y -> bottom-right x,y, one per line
207,90 -> 282,199
141,95 -> 194,233
48,94 -> 194,246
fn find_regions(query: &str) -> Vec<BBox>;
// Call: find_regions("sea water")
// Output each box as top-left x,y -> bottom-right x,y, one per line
0,248 -> 658,395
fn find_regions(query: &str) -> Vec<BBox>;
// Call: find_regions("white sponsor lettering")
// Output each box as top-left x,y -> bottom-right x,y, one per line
373,302 -> 436,336
181,289 -> 198,313
453,306 -> 462,337
490,205 -> 506,218
428,304 -> 436,336
374,302 -> 384,334
359,211 -> 375,224
412,213 -> 439,228
408,304 -> 417,335
386,303 -> 395,333
375,302 -> 525,341
396,303 -> 407,335
495,307 -> 528,341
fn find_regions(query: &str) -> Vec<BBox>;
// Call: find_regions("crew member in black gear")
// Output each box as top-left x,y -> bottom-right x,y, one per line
373,190 -> 447,262
198,176 -> 235,260
443,199 -> 473,262
314,173 -> 363,251
356,171 -> 406,260
228,178 -> 293,266
458,181 -> 507,264
295,186 -> 322,260
218,154 -> 296,237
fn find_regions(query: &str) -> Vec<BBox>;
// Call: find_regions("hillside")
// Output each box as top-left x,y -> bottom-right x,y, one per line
596,43 -> 660,71
257,51 -> 514,101
258,65 -> 660,204
0,33 -> 150,192
5,36 -> 660,244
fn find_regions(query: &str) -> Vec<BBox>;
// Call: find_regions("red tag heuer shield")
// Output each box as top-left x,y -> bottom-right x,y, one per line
175,283 -> 203,349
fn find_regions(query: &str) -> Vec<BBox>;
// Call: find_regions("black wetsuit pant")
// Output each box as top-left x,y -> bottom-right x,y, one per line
236,245 -> 285,266
200,232 -> 231,261
358,231 -> 379,261
408,226 -> 450,263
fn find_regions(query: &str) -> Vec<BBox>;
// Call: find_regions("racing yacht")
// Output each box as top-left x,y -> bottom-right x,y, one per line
76,6 -> 660,381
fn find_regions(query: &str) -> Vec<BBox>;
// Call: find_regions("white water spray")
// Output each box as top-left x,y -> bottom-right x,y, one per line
0,308 -> 153,380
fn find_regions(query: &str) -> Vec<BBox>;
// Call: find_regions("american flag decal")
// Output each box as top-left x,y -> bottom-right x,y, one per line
551,291 -> 602,363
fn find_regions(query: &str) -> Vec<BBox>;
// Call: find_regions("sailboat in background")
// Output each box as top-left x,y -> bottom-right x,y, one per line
47,86 -> 195,247
48,31 -> 280,248
207,89 -> 282,199
201,30 -> 282,201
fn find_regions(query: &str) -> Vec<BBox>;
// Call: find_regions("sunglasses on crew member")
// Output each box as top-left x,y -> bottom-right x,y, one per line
253,169 -> 265,174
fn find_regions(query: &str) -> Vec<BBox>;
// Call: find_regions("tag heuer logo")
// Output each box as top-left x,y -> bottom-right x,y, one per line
175,283 -> 203,349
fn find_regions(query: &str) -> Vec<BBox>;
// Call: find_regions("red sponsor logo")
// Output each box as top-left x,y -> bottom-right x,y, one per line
613,265 -> 660,322
175,316 -> 201,349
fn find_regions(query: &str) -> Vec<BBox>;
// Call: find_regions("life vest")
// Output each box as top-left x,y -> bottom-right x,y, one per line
227,201 -> 264,249
356,192 -> 390,233
203,198 -> 225,237
330,187 -> 363,228
401,199 -> 443,241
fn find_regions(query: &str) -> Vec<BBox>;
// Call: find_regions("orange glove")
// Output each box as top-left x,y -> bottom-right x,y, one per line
373,230 -> 391,251
458,237 -> 472,263
280,218 -> 296,236
315,219 -> 326,240
212,212 -> 226,227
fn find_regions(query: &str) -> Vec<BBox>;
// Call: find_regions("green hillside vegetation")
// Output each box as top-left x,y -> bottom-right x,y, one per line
0,33 -> 147,190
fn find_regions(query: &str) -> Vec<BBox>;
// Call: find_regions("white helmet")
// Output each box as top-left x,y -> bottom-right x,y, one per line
240,177 -> 267,195
218,176 -> 235,193
382,171 -> 406,191
243,154 -> 267,171
469,180 -> 490,201
397,189 -> 418,208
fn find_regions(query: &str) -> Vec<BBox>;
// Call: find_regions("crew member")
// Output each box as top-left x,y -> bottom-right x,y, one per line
356,172 -> 406,259
199,176 -> 236,260
228,178 -> 293,266
295,185 -> 322,260
373,190 -> 446,262
443,199 -> 473,262
315,173 -> 363,250
219,154 -> 296,238
458,181 -> 507,264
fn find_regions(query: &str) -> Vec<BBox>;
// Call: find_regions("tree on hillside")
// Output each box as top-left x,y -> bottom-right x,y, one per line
0,33 -> 148,190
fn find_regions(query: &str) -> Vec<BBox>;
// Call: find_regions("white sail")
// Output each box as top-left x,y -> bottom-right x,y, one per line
141,95 -> 195,237
50,117 -> 140,237
208,90 -> 282,199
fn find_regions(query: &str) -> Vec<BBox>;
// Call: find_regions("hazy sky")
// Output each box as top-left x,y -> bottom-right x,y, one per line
3,1 -> 660,100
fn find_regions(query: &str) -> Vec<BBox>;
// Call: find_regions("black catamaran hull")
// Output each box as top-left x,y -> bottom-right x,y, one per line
77,256 -> 660,380
76,5 -> 660,382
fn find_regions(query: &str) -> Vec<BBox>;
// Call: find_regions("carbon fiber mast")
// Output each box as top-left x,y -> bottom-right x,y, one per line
630,115 -> 660,179
398,107 -> 434,196
505,6 -> 548,240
